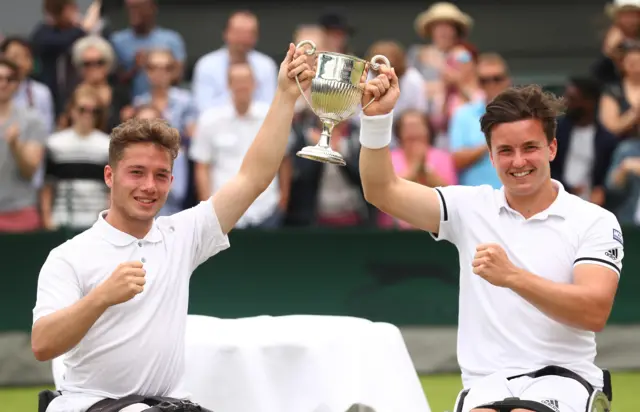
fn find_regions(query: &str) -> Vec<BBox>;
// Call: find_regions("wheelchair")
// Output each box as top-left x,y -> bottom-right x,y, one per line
38,389 -> 60,412
453,366 -> 612,412
37,391 -> 204,412
38,391 -> 377,412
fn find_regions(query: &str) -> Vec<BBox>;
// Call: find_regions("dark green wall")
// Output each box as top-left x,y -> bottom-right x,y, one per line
2,227 -> 637,332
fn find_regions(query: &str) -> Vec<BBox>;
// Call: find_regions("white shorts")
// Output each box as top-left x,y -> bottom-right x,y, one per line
461,372 -> 590,412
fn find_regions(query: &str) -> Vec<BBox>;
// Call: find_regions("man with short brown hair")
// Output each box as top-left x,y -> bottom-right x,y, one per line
191,10 -> 277,112
31,43 -> 314,412
359,79 -> 622,411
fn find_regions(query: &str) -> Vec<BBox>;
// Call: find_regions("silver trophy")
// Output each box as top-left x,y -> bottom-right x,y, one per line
294,40 -> 391,166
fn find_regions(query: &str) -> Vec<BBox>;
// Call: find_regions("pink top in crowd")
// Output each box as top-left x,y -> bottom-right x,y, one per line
377,148 -> 458,230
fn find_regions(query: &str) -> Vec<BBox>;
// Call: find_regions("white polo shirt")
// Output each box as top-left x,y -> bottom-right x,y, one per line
189,102 -> 280,228
33,199 -> 230,412
430,180 -> 624,390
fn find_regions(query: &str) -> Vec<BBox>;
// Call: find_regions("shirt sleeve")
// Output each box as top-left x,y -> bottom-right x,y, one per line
574,212 -> 624,278
32,248 -> 83,325
169,199 -> 230,273
428,184 -> 480,245
188,114 -> 215,164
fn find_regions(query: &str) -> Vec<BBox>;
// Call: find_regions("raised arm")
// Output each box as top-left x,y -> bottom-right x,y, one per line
358,66 -> 443,234
212,43 -> 314,234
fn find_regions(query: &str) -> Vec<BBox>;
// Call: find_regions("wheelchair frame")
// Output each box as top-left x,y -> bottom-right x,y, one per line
453,369 -> 612,412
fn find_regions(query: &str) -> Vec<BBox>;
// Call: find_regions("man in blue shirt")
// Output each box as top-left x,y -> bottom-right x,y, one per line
448,53 -> 511,188
191,11 -> 277,113
111,0 -> 186,98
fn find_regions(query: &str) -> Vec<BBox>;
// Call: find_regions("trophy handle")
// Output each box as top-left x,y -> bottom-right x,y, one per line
361,54 -> 392,111
294,40 -> 317,114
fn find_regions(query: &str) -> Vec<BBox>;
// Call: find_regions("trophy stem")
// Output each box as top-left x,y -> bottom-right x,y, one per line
318,120 -> 336,148
295,118 -> 346,166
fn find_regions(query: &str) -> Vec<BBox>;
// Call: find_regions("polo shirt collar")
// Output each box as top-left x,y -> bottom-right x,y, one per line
94,210 -> 163,246
495,179 -> 569,219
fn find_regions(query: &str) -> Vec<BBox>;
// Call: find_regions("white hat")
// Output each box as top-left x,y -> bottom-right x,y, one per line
605,0 -> 640,18
414,2 -> 473,39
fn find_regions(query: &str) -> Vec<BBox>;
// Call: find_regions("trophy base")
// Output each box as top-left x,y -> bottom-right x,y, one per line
296,145 -> 346,166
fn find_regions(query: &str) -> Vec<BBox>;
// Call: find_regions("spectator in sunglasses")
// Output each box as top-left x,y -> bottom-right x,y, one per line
64,35 -> 131,133
132,48 -> 196,139
40,84 -> 110,230
448,52 -> 511,188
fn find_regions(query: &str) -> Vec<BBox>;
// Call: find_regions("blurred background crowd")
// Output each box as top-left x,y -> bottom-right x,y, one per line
2,0 -> 640,233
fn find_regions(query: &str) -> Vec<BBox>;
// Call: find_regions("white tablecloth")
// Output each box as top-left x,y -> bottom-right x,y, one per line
53,315 -> 431,412
179,315 -> 430,412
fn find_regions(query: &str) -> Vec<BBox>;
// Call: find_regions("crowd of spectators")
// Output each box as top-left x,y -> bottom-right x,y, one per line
2,0 -> 640,233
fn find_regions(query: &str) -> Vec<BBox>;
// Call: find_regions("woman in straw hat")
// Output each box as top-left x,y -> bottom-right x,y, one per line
595,0 -> 640,84
407,3 -> 482,142
408,2 -> 473,82
604,0 -> 640,42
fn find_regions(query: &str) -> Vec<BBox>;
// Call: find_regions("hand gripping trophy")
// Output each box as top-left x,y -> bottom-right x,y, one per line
294,40 -> 391,166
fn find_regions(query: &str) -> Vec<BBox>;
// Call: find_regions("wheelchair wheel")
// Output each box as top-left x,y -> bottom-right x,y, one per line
589,391 -> 611,412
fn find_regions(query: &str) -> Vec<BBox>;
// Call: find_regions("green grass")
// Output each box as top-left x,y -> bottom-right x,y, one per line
2,372 -> 639,411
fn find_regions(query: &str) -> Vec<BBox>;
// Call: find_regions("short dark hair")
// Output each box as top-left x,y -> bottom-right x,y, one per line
44,0 -> 75,17
0,57 -> 19,77
109,118 -> 181,168
480,84 -> 565,146
567,76 -> 602,102
0,36 -> 32,56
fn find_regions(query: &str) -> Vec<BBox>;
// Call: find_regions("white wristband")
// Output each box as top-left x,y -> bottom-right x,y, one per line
359,110 -> 394,149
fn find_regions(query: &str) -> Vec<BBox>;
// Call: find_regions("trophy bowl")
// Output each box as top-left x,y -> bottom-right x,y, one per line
294,40 -> 391,166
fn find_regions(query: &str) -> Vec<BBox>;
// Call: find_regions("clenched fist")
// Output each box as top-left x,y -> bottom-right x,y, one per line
361,65 -> 400,117
472,243 -> 519,288
96,261 -> 146,306
277,43 -> 316,99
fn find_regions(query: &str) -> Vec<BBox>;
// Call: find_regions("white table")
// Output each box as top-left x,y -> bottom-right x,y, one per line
54,315 -> 431,412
